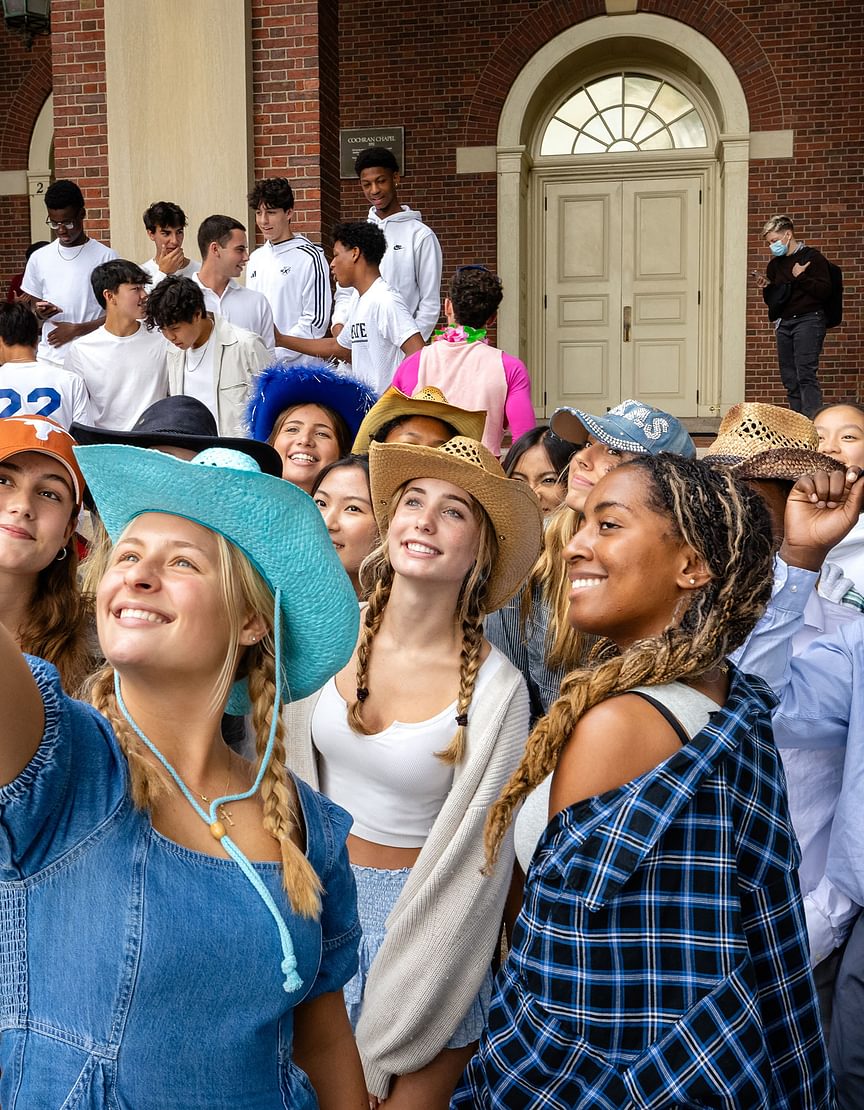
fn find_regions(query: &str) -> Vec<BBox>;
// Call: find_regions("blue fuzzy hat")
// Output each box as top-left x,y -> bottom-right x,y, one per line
247,361 -> 378,446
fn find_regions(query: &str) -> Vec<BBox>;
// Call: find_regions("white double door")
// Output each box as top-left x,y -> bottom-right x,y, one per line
544,174 -> 702,417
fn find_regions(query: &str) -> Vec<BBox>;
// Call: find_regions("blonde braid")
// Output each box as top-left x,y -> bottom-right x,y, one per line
484,455 -> 776,871
248,647 -> 322,918
86,664 -> 170,809
348,574 -> 392,735
436,602 -> 485,766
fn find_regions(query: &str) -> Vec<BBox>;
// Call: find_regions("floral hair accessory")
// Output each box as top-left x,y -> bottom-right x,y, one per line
433,324 -> 488,345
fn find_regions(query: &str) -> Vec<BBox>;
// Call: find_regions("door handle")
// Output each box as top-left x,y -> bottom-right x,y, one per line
623,305 -> 631,343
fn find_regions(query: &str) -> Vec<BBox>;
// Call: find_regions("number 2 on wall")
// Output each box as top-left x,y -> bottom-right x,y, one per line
0,388 -> 62,419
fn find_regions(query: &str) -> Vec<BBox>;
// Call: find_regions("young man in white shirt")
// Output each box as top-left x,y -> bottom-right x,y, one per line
145,275 -> 269,438
0,302 -> 91,430
246,178 -> 332,362
277,222 -> 423,394
140,200 -> 201,289
63,260 -> 169,430
19,179 -> 117,367
194,215 -> 275,354
332,147 -> 442,341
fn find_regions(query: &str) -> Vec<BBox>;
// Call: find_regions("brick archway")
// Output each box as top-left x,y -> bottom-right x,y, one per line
0,49 -> 51,170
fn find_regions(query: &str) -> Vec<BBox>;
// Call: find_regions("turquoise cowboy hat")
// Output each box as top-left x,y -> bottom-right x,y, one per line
74,443 -> 359,704
247,361 -> 378,443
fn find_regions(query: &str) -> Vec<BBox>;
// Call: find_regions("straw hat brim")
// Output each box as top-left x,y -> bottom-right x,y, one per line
368,440 -> 543,612
709,446 -> 845,482
74,444 -> 359,703
352,387 -> 487,454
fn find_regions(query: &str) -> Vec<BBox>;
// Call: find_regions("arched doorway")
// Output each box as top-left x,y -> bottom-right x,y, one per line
496,14 -> 751,420
27,92 -> 53,240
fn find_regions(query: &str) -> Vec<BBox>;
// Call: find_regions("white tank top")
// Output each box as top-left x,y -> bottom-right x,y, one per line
312,647 -> 504,848
513,681 -> 719,872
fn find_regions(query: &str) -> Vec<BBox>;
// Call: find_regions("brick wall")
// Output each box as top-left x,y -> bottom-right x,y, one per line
0,26 -> 51,291
49,0 -> 110,243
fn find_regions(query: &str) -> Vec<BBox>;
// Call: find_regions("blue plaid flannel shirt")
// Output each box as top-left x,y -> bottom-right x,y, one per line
453,667 -> 835,1109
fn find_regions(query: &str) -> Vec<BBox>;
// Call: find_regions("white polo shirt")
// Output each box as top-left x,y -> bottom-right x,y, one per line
193,274 -> 275,355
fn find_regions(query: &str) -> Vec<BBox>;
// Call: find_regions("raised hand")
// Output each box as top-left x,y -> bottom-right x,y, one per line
781,467 -> 864,570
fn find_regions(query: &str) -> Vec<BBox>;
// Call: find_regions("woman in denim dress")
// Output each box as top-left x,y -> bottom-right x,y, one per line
0,443 -> 367,1108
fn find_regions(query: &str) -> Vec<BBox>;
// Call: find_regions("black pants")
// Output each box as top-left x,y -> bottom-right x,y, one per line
830,911 -> 864,1109
775,310 -> 826,416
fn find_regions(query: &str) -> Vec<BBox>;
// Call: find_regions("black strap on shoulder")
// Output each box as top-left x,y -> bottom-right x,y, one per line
627,690 -> 690,746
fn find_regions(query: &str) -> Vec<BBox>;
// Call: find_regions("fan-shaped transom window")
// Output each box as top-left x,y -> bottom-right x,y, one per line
540,73 -> 708,155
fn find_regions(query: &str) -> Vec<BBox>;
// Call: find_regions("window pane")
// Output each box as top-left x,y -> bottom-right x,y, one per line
556,89 -> 593,129
640,130 -> 674,150
623,74 -> 659,108
651,83 -> 693,124
584,113 -> 614,143
588,74 -> 623,111
632,112 -> 664,145
669,110 -> 707,148
541,118 -> 578,155
623,105 -> 646,139
608,139 -> 639,153
602,107 -> 624,142
573,132 -> 607,154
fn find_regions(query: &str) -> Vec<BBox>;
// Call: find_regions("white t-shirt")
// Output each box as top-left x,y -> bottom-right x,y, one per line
335,277 -> 419,394
21,238 -> 118,366
247,236 -> 332,361
0,358 -> 92,430
181,331 -> 218,419
63,323 -> 169,430
193,275 -> 275,355
140,257 -> 201,288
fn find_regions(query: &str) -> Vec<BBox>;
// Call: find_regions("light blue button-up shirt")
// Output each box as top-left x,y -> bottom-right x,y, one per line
735,559 -> 862,964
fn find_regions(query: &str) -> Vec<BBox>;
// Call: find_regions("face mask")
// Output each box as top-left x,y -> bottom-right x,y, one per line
769,238 -> 788,257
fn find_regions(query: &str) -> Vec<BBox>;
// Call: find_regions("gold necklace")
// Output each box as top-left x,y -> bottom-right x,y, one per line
199,762 -> 235,827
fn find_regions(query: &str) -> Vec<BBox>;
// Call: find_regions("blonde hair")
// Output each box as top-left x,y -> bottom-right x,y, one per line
351,484 -> 498,764
86,528 -> 321,917
762,214 -> 795,237
484,455 -> 776,870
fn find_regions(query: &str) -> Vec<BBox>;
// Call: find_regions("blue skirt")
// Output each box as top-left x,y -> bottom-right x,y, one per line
345,863 -> 493,1049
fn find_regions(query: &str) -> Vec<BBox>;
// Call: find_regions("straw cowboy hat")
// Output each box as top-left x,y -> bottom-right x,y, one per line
352,385 -> 487,454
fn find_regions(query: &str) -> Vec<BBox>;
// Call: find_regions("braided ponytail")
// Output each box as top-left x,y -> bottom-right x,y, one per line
484,455 -> 775,870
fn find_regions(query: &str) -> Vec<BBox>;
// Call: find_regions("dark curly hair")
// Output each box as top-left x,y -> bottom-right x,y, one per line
144,275 -> 206,330
142,201 -> 187,232
449,269 -> 504,328
333,221 -> 387,267
354,147 -> 399,175
248,179 -> 295,211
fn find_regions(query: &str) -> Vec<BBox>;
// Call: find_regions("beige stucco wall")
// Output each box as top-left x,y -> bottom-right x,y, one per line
104,0 -> 253,265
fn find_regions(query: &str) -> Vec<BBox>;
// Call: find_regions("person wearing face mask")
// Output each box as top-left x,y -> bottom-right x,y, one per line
756,215 -> 833,417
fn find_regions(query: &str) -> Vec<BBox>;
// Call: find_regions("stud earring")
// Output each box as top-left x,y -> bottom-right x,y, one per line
689,577 -> 696,585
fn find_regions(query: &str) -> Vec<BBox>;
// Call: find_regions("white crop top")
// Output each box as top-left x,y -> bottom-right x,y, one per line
312,646 -> 504,848
513,681 -> 719,872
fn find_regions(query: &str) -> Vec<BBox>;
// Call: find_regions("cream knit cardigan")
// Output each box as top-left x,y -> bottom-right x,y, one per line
283,652 -> 530,1099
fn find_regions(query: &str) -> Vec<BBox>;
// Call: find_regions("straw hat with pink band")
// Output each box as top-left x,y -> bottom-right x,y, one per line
0,415 -> 85,513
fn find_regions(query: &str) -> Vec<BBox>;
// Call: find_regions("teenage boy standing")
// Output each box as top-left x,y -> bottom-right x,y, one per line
19,179 -> 117,366
277,222 -> 423,394
146,275 -> 269,437
194,215 -> 275,354
332,147 -> 442,341
63,260 -> 168,430
140,200 -> 201,288
246,178 -> 332,361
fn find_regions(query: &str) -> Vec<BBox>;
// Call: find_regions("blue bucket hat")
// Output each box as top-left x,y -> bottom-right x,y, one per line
74,443 -> 359,703
550,399 -> 695,459
74,443 -> 359,994
247,361 -> 378,445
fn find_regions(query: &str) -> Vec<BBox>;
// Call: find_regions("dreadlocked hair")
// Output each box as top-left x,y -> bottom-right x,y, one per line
350,483 -> 499,763
19,531 -> 96,695
520,501 -> 594,671
484,454 -> 775,870
86,526 -> 321,917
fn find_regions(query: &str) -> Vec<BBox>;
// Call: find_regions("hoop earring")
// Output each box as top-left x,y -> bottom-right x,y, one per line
56,547 -> 68,562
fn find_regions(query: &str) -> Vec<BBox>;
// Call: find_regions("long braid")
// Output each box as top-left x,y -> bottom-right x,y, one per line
484,455 -> 775,870
436,596 -> 485,765
248,648 -> 322,917
87,664 -> 171,808
348,572 -> 393,734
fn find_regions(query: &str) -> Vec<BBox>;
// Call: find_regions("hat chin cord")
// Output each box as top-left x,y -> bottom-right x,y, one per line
114,586 -> 303,994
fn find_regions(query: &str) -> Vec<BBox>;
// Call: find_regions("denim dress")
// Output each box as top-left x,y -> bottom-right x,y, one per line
0,658 -> 361,1109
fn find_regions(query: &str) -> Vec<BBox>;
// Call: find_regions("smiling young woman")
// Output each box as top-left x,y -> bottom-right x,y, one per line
0,443 -> 368,1108
454,454 -> 834,1109
0,416 -> 93,692
285,436 -> 543,1108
